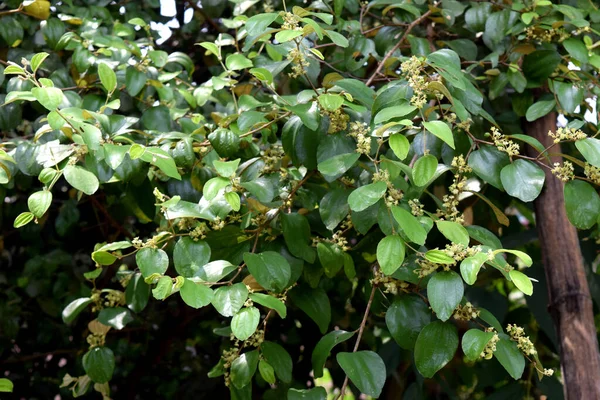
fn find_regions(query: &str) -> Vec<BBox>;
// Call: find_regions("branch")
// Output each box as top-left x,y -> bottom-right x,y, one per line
365,9 -> 433,87
337,279 -> 378,399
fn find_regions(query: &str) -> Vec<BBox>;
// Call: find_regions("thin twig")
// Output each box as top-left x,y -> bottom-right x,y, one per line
365,9 -> 433,86
337,281 -> 378,399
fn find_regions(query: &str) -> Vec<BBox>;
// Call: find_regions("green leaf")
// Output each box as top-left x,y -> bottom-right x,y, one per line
317,242 -> 344,277
468,146 -> 510,190
507,69 -> 527,93
135,247 -> 169,278
317,93 -> 344,111
386,294 -> 431,349
414,321 -> 458,378
348,181 -> 387,212
377,235 -> 406,275
495,334 -> 525,380
173,237 -> 211,278
336,351 -> 386,398
460,252 -> 488,285
334,79 -> 375,108
425,250 -> 456,264
249,293 -> 286,318
125,273 -> 150,313
522,50 -> 561,87
152,276 -> 173,300
98,62 -> 117,93
249,67 -> 273,84
423,121 -> 455,149
32,86 -> 64,110
281,213 -> 316,263
259,359 -> 276,384
324,30 -> 349,47
554,81 -> 584,114
496,249 -> 532,266
318,152 -> 360,177
230,350 -> 259,389
27,190 -> 52,218
525,99 -> 556,122
63,165 -> 99,195
140,147 -> 181,180
214,159 -> 240,177
320,189 -> 350,230
462,329 -> 495,361
225,192 -> 241,211
243,251 -> 291,292
30,52 -> 49,73
391,206 -> 427,245
311,330 -> 355,378
427,271 -> 464,321
246,13 -> 278,36
62,297 -> 92,323
509,270 -> 533,296
500,160 -> 545,202
212,283 -> 249,317
14,211 -> 34,228
0,378 -> 13,393
288,387 -> 327,400
289,286 -> 331,334
575,138 -> 600,168
231,307 -> 260,341
180,279 -> 214,308
563,38 -> 589,63
197,260 -> 236,282
261,341 -> 293,383
126,67 -> 147,96
128,17 -> 147,26
436,220 -> 470,246
374,103 -> 416,124
389,134 -> 410,160
83,347 -> 115,383
275,30 -> 303,43
98,307 -> 133,330
564,180 -> 600,229
226,54 -> 253,71
412,155 -> 437,186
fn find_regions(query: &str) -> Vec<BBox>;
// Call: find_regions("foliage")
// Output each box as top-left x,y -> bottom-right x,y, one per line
2,0 -> 600,398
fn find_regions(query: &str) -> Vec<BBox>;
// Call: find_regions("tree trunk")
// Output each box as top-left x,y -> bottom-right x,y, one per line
525,113 -> 600,399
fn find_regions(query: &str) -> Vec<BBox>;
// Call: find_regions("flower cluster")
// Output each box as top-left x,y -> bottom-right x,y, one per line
480,331 -> 499,360
548,127 -> 586,143
287,48 -> 309,79
551,161 -> 574,182
491,127 -> 520,156
324,108 -> 350,133
453,302 -> 480,321
438,156 -> 472,223
409,199 -> 424,216
506,324 -> 536,356
371,269 -> 409,295
401,56 -> 428,108
584,163 -> 600,185
348,121 -> 370,153
525,26 -> 569,43
261,146 -> 285,174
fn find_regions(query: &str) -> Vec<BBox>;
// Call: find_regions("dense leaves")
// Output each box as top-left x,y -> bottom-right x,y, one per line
3,0 -> 597,398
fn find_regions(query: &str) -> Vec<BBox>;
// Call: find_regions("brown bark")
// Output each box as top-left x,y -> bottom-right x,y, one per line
525,113 -> 600,399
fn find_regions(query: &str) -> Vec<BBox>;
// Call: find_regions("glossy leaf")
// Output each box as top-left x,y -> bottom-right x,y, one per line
564,180 -> 600,229
414,321 -> 458,378
83,347 -> 115,383
500,160 -> 545,202
386,294 -> 431,349
427,271 -> 464,321
231,307 -> 260,341
336,351 -> 386,398
377,235 -> 405,275
348,181 -> 387,212
243,251 -> 291,293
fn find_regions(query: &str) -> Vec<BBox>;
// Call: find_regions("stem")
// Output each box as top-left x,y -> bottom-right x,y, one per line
365,9 -> 433,86
337,281 -> 378,399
